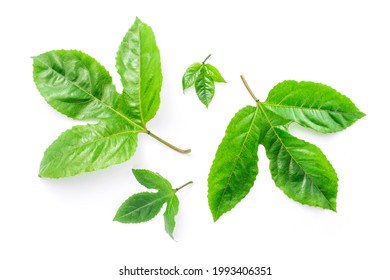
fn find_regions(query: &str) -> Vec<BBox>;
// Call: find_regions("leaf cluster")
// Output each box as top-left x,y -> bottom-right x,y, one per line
33,18 -> 189,179
182,55 -> 226,107
114,169 -> 191,239
208,77 -> 365,221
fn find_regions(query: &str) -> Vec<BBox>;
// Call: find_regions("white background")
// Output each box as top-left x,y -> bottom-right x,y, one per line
1,0 -> 389,279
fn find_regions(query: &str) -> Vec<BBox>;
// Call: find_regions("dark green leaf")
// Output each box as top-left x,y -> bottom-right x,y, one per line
116,18 -> 162,126
262,126 -> 338,211
164,194 -> 179,239
195,66 -> 215,107
208,106 -> 263,221
115,169 -> 190,239
208,77 -> 364,221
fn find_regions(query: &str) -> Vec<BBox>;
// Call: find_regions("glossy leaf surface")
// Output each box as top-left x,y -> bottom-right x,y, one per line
182,56 -> 226,107
208,78 -> 364,221
116,18 -> 162,126
34,18 -> 188,178
264,81 -> 365,133
208,106 -> 263,221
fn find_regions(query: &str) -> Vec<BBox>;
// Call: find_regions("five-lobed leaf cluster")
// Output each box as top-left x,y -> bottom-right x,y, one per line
208,77 -> 365,221
114,169 -> 191,239
182,55 -> 226,107
33,18 -> 189,179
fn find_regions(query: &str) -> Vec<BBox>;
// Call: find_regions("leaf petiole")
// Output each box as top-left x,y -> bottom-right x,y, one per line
240,75 -> 260,103
147,130 -> 191,154
202,54 -> 212,64
175,181 -> 193,192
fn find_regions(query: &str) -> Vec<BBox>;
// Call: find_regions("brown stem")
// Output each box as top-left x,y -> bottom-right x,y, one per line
240,75 -> 260,103
147,131 -> 191,154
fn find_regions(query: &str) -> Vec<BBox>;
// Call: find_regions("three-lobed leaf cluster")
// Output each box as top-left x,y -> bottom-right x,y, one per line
114,169 -> 191,239
208,77 -> 365,221
33,18 -> 189,179
182,55 -> 226,107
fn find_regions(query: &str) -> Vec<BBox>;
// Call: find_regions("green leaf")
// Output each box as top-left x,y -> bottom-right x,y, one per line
116,18 -> 162,126
205,64 -> 226,83
33,50 -> 118,120
34,18 -> 190,178
39,118 -> 140,178
264,80 -> 365,133
208,76 -> 364,221
182,62 -> 202,90
132,169 -> 172,193
208,106 -> 263,221
195,66 -> 215,107
164,194 -> 179,239
114,169 -> 191,239
114,192 -> 168,223
262,126 -> 338,211
182,55 -> 226,107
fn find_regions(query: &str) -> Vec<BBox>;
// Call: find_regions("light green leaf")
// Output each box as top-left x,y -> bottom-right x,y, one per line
114,192 -> 168,223
34,19 -> 190,179
195,66 -> 215,107
262,126 -> 338,211
39,118 -> 140,178
132,169 -> 172,193
205,64 -> 226,83
208,106 -> 263,221
164,194 -> 179,239
182,62 -> 202,90
33,50 -> 118,120
264,80 -> 365,133
116,18 -> 162,126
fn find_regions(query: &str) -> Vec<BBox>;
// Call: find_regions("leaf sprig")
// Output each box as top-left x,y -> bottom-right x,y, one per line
208,75 -> 365,221
114,169 -> 192,239
182,54 -> 226,107
33,18 -> 190,178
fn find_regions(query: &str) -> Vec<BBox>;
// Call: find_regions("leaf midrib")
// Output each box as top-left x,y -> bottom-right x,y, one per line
216,107 -> 259,214
263,102 -> 361,116
119,192 -> 173,219
258,102 -> 334,210
35,57 -> 146,132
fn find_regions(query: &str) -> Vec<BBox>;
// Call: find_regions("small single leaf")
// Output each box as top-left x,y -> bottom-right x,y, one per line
116,18 -> 162,126
182,55 -> 226,107
132,169 -> 172,193
262,126 -> 338,211
164,194 -> 179,239
195,66 -> 215,107
264,80 -> 365,133
115,169 -> 191,239
208,106 -> 263,221
39,118 -> 140,178
182,62 -> 202,90
114,192 -> 168,223
33,50 -> 118,120
205,64 -> 226,83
